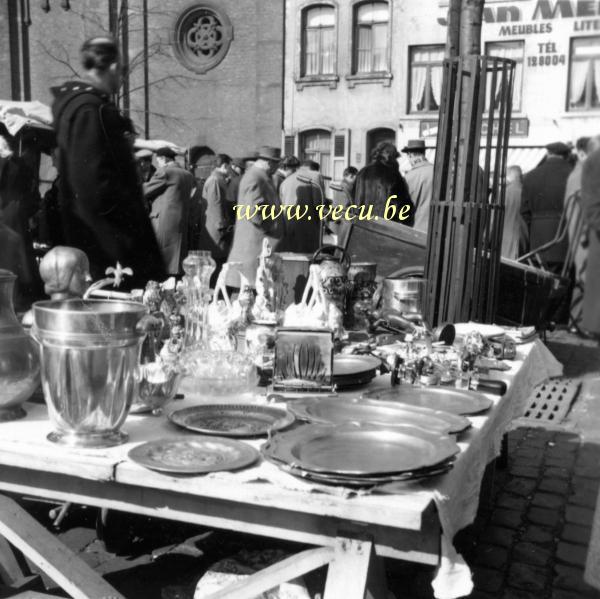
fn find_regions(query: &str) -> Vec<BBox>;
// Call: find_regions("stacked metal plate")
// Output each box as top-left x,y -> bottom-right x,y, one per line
262,421 -> 460,487
288,396 -> 471,435
364,387 -> 493,416
332,355 -> 381,389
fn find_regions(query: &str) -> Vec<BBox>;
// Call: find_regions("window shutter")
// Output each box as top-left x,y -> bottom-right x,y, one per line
331,129 -> 350,182
283,135 -> 296,157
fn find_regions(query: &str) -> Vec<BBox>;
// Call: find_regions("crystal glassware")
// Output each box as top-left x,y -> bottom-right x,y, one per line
181,251 -> 216,349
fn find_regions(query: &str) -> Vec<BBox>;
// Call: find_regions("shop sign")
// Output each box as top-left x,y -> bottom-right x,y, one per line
419,118 -> 530,138
438,0 -> 600,26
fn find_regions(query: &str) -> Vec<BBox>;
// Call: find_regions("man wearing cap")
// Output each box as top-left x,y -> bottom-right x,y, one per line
272,155 -> 300,194
135,149 -> 155,185
144,147 -> 195,275
402,139 -> 433,233
521,141 -> 573,271
227,146 -> 284,286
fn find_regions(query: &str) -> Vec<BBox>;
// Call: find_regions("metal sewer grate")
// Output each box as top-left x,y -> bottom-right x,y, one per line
519,378 -> 581,425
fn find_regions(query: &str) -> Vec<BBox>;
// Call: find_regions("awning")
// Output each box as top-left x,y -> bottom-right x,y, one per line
0,100 -> 53,136
400,146 -> 546,176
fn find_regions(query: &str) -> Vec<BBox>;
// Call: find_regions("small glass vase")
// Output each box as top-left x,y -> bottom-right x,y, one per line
0,270 -> 40,421
182,251 -> 216,349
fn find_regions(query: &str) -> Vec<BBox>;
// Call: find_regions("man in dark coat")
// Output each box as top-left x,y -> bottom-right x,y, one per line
354,142 -> 414,227
51,36 -> 166,287
520,141 -> 573,272
272,155 -> 300,195
580,136 -> 600,336
199,154 -> 234,267
279,159 -> 324,254
144,147 -> 195,275
402,139 -> 433,233
227,146 -> 284,286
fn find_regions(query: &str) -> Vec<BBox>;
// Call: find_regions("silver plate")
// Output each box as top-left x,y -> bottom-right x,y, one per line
168,404 -> 295,437
364,387 -> 493,416
288,397 -> 470,434
128,437 -> 259,474
262,423 -> 460,476
333,355 -> 381,377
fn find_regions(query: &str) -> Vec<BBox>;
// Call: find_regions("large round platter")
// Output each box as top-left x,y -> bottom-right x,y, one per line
287,396 -> 470,434
128,437 -> 259,474
262,423 -> 459,476
364,387 -> 493,416
168,404 -> 295,437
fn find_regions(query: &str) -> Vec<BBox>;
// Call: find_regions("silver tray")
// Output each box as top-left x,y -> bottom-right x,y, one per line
128,437 -> 259,474
262,423 -> 459,476
168,404 -> 295,437
287,397 -> 470,435
364,387 -> 493,416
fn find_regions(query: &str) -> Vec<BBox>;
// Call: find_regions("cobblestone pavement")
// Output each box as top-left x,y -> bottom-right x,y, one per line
3,330 -> 599,599
387,330 -> 600,599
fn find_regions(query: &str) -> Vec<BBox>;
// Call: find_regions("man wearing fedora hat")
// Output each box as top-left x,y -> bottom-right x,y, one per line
227,146 -> 284,286
144,146 -> 195,275
402,139 -> 434,233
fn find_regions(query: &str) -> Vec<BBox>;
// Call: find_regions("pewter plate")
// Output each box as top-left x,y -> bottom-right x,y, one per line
333,355 -> 381,377
288,397 -> 470,434
262,423 -> 460,476
128,437 -> 259,474
168,404 -> 295,437
365,387 -> 493,416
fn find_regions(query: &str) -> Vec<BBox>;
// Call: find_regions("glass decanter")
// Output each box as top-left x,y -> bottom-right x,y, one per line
181,251 -> 216,349
0,270 -> 40,420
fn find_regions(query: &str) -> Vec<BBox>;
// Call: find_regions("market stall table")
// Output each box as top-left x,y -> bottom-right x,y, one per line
0,339 -> 561,599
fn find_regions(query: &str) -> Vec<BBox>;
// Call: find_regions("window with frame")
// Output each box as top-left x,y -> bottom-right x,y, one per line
568,37 -> 600,111
486,40 -> 524,112
300,129 -> 331,179
301,5 -> 336,77
409,45 -> 444,113
353,1 -> 390,74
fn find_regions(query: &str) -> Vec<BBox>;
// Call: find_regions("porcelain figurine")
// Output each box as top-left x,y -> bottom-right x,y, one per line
252,239 -> 284,324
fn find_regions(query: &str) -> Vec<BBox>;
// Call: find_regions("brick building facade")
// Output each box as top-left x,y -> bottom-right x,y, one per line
0,0 -> 284,156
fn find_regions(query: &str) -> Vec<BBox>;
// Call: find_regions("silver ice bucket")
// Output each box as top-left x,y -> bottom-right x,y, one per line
32,299 -> 148,447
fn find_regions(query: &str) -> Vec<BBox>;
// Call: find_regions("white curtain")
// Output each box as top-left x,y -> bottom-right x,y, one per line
411,66 -> 427,112
430,65 -> 443,108
357,26 -> 371,72
321,27 -> 335,74
594,59 -> 600,105
570,60 -> 590,106
371,22 -> 387,72
488,42 -> 523,111
304,29 -> 318,75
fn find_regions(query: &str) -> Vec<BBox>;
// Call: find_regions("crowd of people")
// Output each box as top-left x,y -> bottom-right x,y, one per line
1,35 -> 599,341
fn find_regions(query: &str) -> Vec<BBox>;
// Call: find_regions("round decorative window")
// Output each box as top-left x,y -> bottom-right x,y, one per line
173,3 -> 233,74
